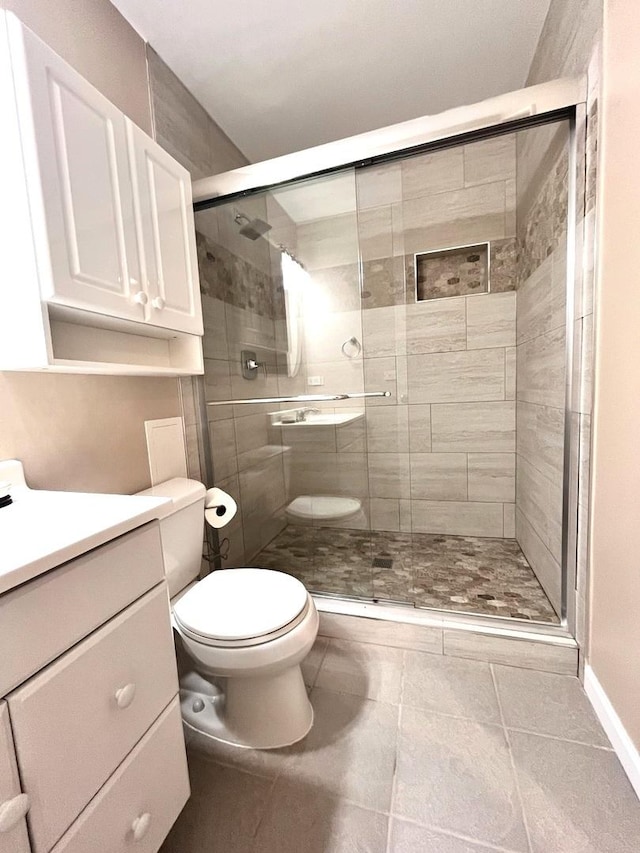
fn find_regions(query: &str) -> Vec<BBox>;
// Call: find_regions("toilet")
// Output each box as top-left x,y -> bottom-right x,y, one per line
138,477 -> 319,750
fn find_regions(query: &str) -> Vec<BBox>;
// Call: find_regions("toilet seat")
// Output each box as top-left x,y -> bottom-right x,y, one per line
172,568 -> 309,648
286,495 -> 362,522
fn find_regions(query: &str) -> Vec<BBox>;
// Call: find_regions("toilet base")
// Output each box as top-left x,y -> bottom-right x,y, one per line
179,664 -> 314,750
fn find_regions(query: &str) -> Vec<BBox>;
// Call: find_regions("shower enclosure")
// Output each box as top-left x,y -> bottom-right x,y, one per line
188,79 -> 586,637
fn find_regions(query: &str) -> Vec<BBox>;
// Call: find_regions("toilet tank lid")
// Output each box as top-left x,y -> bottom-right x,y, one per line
137,478 -> 206,517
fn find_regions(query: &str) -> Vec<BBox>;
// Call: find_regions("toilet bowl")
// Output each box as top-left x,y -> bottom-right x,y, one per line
138,478 -> 318,749
286,494 -> 366,526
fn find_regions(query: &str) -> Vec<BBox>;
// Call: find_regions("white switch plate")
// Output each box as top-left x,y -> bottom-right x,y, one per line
307,376 -> 324,386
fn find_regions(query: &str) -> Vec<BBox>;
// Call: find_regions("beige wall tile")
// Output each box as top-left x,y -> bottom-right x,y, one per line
148,47 -> 246,179
368,453 -> 411,499
505,178 -> 517,235
366,406 -> 409,453
443,631 -> 577,675
408,404 -> 432,451
408,348 -> 506,405
431,401 -> 515,452
516,401 -> 564,486
297,213 -> 359,270
515,507 -> 562,615
363,305 -> 407,358
356,162 -> 402,209
468,453 -> 515,502
503,503 -> 516,538
358,206 -> 393,262
505,347 -> 516,400
406,299 -> 466,354
412,499 -> 503,536
516,253 -> 565,345
464,134 -> 516,187
289,451 -> 368,500
239,455 -> 287,558
410,453 -> 467,500
466,292 -> 516,349
401,147 -> 464,200
516,455 -> 563,564
399,499 -> 413,532
201,296 -> 229,360
370,498 -> 401,532
364,356 -> 399,405
210,419 -> 238,481
402,183 -> 506,255
516,325 -> 566,410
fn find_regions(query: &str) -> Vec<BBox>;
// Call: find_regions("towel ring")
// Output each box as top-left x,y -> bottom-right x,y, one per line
341,336 -> 362,358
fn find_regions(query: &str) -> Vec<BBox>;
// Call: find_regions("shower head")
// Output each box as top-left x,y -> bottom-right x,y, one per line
234,211 -> 273,241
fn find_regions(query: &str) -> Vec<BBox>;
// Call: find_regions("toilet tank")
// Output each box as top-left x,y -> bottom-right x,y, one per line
137,478 -> 206,598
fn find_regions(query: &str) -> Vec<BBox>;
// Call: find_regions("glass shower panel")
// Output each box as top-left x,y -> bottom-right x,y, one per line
354,120 -> 570,623
195,169 -> 376,598
195,115 -> 572,625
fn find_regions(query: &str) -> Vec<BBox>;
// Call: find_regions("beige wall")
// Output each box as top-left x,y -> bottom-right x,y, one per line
589,0 -> 640,748
0,0 -> 181,493
0,0 -> 152,132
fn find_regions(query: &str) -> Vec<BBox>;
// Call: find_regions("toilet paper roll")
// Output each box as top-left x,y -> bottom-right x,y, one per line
204,487 -> 238,529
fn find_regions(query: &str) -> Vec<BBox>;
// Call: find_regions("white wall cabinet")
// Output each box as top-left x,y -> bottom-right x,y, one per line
0,11 -> 203,375
127,122 -> 202,335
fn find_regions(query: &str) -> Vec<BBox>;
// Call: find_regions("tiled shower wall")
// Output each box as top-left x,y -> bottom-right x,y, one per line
194,195 -> 305,564
292,137 -> 519,539
514,124 -> 569,615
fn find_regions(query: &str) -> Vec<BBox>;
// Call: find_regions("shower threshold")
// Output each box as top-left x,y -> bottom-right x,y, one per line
253,526 -> 561,625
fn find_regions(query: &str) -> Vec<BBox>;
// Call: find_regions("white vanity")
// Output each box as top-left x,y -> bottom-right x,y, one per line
0,461 -> 189,853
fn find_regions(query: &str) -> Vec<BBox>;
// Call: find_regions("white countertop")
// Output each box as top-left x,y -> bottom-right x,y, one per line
0,461 -> 169,595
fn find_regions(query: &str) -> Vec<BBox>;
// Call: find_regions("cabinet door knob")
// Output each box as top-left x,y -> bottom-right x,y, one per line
131,812 -> 151,841
115,682 -> 136,709
0,794 -> 30,833
151,296 -> 166,310
132,291 -> 148,306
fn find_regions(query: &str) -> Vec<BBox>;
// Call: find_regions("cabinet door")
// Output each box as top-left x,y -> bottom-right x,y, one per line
7,15 -> 145,321
0,702 -> 31,853
127,121 -> 203,335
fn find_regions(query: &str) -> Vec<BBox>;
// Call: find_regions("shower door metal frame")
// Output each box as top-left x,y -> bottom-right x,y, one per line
191,77 -> 589,643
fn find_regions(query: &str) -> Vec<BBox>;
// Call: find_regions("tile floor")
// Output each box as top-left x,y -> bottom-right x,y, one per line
253,526 -> 559,623
161,638 -> 640,853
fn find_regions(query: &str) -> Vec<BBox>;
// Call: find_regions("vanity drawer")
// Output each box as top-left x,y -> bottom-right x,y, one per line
8,583 -> 178,853
0,522 -> 164,695
51,697 -> 189,853
0,702 -> 30,853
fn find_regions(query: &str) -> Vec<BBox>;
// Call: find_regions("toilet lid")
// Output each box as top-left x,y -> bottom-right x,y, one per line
286,495 -> 362,521
172,568 -> 309,642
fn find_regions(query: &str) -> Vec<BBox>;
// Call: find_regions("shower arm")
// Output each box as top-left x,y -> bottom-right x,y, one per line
207,391 -> 391,406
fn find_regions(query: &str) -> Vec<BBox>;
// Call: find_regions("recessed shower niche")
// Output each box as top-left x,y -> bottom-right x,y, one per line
415,242 -> 489,301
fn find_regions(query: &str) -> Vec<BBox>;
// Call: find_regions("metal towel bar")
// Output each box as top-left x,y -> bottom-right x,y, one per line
207,391 -> 391,406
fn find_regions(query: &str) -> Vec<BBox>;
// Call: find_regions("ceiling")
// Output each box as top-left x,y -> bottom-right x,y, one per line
112,0 -> 551,165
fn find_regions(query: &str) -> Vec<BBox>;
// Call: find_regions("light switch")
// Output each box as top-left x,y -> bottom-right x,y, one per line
307,376 -> 324,386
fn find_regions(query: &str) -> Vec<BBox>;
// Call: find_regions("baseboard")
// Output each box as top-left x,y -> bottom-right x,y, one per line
584,664 -> 640,799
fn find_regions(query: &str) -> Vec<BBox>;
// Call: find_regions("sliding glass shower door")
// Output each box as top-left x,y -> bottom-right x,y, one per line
194,111 -> 573,627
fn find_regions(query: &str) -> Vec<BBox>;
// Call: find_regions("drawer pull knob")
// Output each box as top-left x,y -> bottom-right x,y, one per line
151,296 -> 165,310
0,794 -> 30,832
131,812 -> 151,841
115,683 -> 136,709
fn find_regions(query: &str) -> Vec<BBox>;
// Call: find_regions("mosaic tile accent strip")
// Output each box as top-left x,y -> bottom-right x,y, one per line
253,525 -> 559,623
196,230 -> 281,319
416,244 -> 488,300
517,144 -> 569,284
